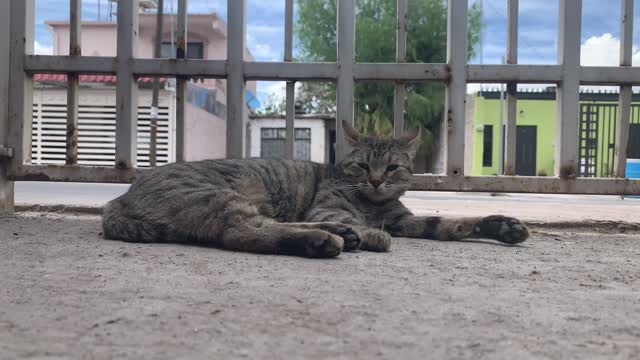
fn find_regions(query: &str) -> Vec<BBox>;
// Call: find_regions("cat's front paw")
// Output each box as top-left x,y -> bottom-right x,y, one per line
475,215 -> 529,244
359,229 -> 392,252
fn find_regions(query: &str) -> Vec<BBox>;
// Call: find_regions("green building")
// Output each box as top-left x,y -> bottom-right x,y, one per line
467,89 -> 640,177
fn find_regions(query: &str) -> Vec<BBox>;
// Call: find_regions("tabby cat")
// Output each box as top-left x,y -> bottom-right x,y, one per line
103,121 -> 528,258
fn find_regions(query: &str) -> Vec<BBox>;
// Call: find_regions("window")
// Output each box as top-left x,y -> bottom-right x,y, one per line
160,42 -> 204,59
482,125 -> 493,167
260,128 -> 311,161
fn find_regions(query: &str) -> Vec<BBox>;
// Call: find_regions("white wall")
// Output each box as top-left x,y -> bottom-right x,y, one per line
249,118 -> 326,163
184,103 -> 226,161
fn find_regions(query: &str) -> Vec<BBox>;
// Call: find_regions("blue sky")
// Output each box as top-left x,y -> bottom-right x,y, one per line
34,0 -> 640,106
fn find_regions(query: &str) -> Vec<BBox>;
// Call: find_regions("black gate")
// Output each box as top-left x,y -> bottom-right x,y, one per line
578,103 -> 640,177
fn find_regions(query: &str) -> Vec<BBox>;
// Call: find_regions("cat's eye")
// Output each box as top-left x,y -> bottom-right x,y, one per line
357,162 -> 370,171
386,164 -> 399,172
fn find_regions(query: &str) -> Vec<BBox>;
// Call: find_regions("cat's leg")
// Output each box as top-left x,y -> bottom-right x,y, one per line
387,214 -> 529,244
303,208 -> 391,252
277,222 -> 362,251
103,190 -> 344,258
189,195 -> 346,257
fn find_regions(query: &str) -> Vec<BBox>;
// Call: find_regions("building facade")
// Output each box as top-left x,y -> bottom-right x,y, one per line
35,12 -> 258,167
467,89 -> 640,177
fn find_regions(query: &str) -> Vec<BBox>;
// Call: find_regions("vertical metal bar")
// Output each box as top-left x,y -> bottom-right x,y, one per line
0,0 -> 13,212
150,0 -> 164,167
613,0 -> 634,178
284,0 -> 294,60
555,0 -> 581,179
226,0 -> 247,159
394,0 -> 408,138
444,0 -> 468,176
285,83 -> 295,160
66,0 -> 81,165
336,0 -> 356,162
503,0 -> 518,175
8,0 -> 34,171
175,0 -> 187,161
284,0 -> 295,160
115,0 -> 139,168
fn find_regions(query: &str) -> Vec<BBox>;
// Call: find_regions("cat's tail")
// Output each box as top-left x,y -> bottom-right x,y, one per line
102,198 -> 163,243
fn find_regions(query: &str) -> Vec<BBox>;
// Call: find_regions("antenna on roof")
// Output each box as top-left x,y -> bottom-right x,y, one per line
108,0 -> 159,21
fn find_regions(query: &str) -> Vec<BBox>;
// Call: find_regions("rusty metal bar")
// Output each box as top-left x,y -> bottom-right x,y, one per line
503,0 -> 518,175
66,0 -> 81,165
408,175 -> 640,195
175,0 -> 187,162
11,165 -> 144,183
149,0 -> 164,168
8,0 -> 34,175
613,0 -> 634,177
444,0 -> 468,176
21,56 -> 640,86
284,0 -> 295,160
226,0 -> 247,159
336,0 -> 356,162
115,0 -> 139,168
8,163 -> 640,195
394,0 -> 408,137
555,0 -> 582,179
0,0 -> 12,212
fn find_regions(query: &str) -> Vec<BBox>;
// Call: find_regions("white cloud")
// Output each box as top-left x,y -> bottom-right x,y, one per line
256,81 -> 304,111
580,33 -> 640,66
246,33 -> 281,61
252,44 -> 277,59
470,33 -> 640,93
34,41 -> 53,55
580,33 -> 640,92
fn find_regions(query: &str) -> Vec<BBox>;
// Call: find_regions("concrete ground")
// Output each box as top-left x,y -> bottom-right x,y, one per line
2,184 -> 640,359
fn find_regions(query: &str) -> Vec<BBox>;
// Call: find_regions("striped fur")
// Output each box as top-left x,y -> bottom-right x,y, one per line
102,122 -> 528,258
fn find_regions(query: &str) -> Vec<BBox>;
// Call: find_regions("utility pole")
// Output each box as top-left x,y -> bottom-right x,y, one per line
150,0 -> 164,167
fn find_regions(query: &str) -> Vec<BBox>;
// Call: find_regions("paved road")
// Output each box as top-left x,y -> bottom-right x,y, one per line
15,182 -> 130,207
14,182 -> 640,223
15,181 -> 637,207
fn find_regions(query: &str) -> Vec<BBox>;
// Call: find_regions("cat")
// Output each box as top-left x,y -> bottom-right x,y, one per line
102,121 -> 529,258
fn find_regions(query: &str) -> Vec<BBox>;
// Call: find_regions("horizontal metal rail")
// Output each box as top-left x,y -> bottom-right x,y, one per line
24,56 -> 640,86
8,165 -> 640,195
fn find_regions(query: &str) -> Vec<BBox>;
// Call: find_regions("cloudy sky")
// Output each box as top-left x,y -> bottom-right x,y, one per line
34,0 -> 640,108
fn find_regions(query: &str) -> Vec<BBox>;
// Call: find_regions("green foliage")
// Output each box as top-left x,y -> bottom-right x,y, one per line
265,0 -> 482,146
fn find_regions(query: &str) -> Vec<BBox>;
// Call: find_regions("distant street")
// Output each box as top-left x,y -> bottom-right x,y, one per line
15,182 -> 129,207
13,181 -> 640,224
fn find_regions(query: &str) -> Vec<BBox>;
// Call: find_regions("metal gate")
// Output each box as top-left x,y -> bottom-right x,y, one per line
2,0 -> 640,212
579,103 -> 640,178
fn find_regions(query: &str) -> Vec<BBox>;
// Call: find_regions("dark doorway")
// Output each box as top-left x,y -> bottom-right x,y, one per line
329,130 -> 336,164
628,124 -> 640,159
516,125 -> 537,176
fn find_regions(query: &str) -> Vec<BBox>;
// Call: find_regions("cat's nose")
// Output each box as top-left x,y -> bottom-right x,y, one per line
369,179 -> 383,188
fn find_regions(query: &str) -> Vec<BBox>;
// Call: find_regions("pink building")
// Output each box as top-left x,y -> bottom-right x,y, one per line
31,12 -> 257,167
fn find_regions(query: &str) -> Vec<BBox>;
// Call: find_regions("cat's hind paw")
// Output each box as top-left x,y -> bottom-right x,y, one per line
300,230 -> 344,258
311,223 -> 361,251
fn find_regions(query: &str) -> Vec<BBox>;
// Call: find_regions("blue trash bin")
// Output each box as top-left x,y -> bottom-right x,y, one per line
626,159 -> 640,199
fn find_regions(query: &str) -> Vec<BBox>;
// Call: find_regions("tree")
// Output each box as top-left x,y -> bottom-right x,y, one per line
277,0 -> 481,169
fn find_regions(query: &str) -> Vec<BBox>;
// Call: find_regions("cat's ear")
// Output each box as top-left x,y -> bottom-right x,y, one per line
342,120 -> 361,146
399,127 -> 421,157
